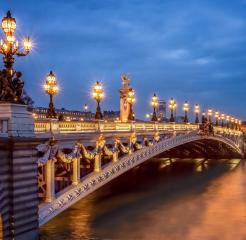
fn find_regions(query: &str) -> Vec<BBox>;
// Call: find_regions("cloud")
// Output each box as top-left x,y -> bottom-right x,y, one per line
1,0 -> 246,119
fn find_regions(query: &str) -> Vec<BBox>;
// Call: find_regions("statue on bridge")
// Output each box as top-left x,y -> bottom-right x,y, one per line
200,115 -> 214,136
0,70 -> 25,103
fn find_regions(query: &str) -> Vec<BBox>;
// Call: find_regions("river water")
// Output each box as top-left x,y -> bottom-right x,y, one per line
40,158 -> 246,240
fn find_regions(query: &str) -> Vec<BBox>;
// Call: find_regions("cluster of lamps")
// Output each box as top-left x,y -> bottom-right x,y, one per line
165,98 -> 242,130
42,72 -> 242,130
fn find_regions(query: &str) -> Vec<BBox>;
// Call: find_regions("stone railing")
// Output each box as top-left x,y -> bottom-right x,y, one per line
34,120 -> 200,134
34,120 -> 243,136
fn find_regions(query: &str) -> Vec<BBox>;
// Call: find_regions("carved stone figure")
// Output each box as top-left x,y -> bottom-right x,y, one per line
12,71 -> 24,103
0,69 -> 15,101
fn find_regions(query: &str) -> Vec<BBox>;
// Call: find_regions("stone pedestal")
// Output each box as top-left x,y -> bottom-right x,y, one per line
0,103 -> 34,138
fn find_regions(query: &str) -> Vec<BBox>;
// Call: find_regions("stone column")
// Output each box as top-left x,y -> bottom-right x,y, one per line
72,158 -> 80,185
45,159 -> 55,203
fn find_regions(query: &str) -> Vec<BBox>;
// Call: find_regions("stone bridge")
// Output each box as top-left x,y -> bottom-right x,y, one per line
33,121 -> 243,226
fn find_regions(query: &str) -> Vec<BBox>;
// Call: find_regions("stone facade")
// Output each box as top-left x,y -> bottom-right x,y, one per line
0,104 -> 34,138
0,103 -> 39,240
0,138 -> 40,240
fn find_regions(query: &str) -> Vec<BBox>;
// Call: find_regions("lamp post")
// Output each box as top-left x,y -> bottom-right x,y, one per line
44,71 -> 59,119
207,109 -> 213,123
183,101 -> 189,123
215,111 -> 219,126
231,117 -> 235,129
202,112 -> 206,124
226,115 -> 230,128
0,11 -> 32,103
127,88 -> 136,121
151,93 -> 158,122
239,120 -> 242,131
221,114 -> 225,127
84,104 -> 88,112
235,119 -> 238,130
169,98 -> 176,123
194,104 -> 200,124
92,81 -> 104,120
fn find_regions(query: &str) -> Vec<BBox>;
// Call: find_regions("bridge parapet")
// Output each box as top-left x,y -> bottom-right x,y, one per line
35,120 -> 201,134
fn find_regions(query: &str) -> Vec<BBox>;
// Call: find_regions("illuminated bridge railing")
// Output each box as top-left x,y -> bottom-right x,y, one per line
34,120 -> 201,134
34,120 -> 243,136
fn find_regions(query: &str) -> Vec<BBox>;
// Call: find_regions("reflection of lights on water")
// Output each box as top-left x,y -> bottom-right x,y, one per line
227,159 -> 241,170
159,158 -> 175,169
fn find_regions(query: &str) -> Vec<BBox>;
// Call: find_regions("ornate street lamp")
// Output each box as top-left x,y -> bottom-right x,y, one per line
127,88 -> 136,121
221,114 -> 225,127
194,104 -> 200,124
169,97 -> 176,123
235,119 -> 238,130
151,93 -> 158,122
215,111 -> 219,126
239,120 -> 242,130
84,104 -> 88,112
0,11 -> 32,103
183,101 -> 189,123
207,109 -> 213,123
92,81 -> 104,120
202,112 -> 206,124
231,117 -> 235,129
226,115 -> 230,128
44,71 -> 59,119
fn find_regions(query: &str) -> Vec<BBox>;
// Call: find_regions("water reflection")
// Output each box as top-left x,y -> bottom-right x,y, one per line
41,158 -> 246,240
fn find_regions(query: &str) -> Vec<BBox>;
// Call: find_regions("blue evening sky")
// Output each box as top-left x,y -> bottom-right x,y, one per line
1,0 -> 246,119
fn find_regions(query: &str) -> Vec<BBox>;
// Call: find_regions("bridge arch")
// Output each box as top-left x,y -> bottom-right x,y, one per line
39,131 -> 243,225
159,135 -> 243,158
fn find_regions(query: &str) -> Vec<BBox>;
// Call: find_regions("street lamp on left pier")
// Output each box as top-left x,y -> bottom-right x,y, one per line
0,10 -> 32,103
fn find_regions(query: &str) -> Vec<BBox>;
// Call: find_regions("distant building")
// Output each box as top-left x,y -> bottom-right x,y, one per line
32,107 -> 93,121
103,110 -> 120,121
32,107 -> 120,121
157,100 -> 166,121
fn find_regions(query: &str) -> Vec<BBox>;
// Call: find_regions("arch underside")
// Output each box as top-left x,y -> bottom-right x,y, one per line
157,137 -> 242,159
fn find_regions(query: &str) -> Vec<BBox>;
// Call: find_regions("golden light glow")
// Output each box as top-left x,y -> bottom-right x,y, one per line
221,113 -> 225,120
84,104 -> 88,111
169,97 -> 177,110
194,104 -> 200,113
151,93 -> 158,108
208,109 -> 213,116
226,115 -> 230,121
183,101 -> 189,112
92,81 -> 104,101
127,88 -> 136,104
2,11 -> 16,35
44,71 -> 59,95
23,37 -> 32,52
215,111 -> 219,118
